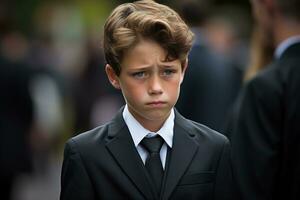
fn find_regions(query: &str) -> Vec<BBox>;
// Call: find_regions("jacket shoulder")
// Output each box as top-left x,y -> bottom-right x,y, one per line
65,123 -> 110,153
191,120 -> 229,143
177,113 -> 229,146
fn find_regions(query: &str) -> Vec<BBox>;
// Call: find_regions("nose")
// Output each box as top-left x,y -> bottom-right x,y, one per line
148,74 -> 163,95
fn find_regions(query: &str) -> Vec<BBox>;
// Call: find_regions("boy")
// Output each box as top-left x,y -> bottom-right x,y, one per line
60,1 -> 234,199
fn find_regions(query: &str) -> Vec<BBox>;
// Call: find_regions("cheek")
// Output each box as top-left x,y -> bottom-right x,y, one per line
132,89 -> 146,100
123,83 -> 145,102
166,79 -> 182,96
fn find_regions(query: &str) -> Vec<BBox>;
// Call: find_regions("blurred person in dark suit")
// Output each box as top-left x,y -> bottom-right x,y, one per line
175,0 -> 242,133
0,4 -> 35,198
243,26 -> 275,82
225,25 -> 275,138
230,0 -> 300,199
0,36 -> 34,200
72,35 -> 123,134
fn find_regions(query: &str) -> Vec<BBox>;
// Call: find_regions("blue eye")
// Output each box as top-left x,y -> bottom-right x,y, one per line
132,71 -> 146,78
162,69 -> 175,76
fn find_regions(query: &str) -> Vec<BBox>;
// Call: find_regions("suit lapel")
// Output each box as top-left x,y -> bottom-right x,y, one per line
105,109 -> 156,200
162,111 -> 199,200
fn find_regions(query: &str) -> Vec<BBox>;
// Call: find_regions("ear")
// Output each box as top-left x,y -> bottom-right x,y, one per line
180,58 -> 188,84
105,64 -> 121,89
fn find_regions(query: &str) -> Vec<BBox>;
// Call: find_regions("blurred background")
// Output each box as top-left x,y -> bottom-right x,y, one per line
0,0 -> 254,199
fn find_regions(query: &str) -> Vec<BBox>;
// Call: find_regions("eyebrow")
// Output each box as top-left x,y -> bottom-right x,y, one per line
129,64 -> 176,72
129,63 -> 178,70
127,66 -> 151,71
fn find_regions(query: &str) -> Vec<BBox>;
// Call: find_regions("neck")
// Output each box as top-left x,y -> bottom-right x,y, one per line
127,107 -> 171,132
140,119 -> 166,132
274,17 -> 300,46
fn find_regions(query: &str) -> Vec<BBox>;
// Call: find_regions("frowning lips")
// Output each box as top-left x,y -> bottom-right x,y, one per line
146,101 -> 167,107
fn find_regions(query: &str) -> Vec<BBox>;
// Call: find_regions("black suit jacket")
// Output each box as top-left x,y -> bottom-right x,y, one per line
230,42 -> 300,200
0,57 -> 34,176
60,108 -> 234,200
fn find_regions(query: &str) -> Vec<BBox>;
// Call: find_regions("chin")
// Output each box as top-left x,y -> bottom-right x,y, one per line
145,111 -> 170,121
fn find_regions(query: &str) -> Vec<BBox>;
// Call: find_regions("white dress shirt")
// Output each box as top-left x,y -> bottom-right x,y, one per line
122,105 -> 174,169
275,35 -> 300,59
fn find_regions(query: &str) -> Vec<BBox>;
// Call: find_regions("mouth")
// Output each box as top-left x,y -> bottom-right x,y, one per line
146,101 -> 167,107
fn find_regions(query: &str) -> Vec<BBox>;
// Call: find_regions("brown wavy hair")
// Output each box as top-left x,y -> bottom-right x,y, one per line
103,0 -> 194,76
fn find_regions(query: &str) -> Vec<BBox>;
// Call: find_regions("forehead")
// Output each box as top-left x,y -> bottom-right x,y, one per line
121,39 -> 180,68
128,39 -> 166,57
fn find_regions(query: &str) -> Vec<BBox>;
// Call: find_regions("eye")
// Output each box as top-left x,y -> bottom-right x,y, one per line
162,69 -> 176,77
132,71 -> 146,79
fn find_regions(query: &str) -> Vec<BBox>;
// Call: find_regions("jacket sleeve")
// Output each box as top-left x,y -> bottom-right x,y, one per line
214,138 -> 236,200
60,139 -> 95,200
230,77 -> 281,200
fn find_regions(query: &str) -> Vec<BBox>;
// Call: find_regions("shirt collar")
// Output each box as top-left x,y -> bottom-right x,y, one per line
122,105 -> 174,148
275,35 -> 300,59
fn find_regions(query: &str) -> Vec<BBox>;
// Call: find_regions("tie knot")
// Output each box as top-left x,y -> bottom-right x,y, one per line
141,135 -> 164,154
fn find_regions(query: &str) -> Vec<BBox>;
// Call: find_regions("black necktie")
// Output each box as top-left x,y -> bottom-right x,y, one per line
141,135 -> 164,194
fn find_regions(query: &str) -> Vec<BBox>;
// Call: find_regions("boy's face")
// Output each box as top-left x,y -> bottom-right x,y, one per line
106,40 -> 187,131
